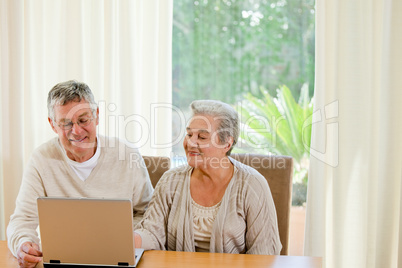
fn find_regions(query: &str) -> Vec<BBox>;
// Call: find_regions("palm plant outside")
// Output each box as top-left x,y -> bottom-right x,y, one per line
235,84 -> 313,205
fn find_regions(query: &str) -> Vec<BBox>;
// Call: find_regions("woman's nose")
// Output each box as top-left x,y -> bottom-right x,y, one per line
187,135 -> 198,147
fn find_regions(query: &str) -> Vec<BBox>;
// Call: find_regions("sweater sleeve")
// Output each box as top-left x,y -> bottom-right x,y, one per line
134,172 -> 176,250
130,152 -> 154,227
6,154 -> 46,257
244,172 -> 282,255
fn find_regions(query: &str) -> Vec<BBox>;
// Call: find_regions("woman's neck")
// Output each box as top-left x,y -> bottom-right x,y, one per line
192,157 -> 234,184
190,156 -> 235,207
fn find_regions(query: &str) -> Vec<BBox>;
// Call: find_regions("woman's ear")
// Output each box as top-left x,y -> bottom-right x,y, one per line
225,136 -> 234,153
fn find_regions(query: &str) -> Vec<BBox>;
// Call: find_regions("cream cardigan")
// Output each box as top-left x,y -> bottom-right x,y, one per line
135,157 -> 282,255
7,135 -> 154,257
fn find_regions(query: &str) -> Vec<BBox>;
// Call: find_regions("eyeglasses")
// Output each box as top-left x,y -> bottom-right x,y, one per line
57,117 -> 94,130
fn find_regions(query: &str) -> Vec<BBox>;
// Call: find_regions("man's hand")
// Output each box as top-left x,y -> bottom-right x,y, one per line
17,242 -> 43,268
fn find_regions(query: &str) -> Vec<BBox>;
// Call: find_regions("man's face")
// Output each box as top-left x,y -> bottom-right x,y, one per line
49,99 -> 99,162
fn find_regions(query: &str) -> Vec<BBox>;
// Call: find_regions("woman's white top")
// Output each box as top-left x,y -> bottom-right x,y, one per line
192,197 -> 222,252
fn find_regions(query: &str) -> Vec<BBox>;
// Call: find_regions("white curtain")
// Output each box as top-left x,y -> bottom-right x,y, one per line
305,0 -> 402,267
0,0 -> 172,240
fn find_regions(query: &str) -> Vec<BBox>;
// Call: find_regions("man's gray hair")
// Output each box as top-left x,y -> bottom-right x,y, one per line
190,100 -> 239,155
47,80 -> 98,122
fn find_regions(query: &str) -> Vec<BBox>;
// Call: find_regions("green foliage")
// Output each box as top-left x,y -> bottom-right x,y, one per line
173,0 -> 316,108
235,84 -> 313,185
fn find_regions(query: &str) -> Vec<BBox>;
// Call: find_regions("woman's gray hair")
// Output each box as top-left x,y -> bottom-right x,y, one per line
47,80 -> 98,122
190,100 -> 239,155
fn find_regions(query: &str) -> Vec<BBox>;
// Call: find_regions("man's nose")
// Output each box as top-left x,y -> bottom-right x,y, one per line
71,122 -> 85,134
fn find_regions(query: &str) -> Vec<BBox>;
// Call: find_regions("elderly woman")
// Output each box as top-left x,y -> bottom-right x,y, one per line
134,100 -> 282,255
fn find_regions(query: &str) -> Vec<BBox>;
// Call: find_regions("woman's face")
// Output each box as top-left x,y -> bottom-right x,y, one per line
183,114 -> 231,169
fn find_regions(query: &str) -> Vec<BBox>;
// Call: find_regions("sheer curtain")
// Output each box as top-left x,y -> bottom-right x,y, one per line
0,0 -> 172,240
305,0 -> 402,267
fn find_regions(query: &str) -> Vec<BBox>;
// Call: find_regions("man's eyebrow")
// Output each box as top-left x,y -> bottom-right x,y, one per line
78,111 -> 91,117
58,111 -> 91,122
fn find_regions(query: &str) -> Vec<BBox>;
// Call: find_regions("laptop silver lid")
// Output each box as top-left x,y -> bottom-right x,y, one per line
37,197 -> 136,266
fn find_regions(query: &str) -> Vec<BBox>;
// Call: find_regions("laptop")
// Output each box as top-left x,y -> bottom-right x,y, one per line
37,197 -> 145,267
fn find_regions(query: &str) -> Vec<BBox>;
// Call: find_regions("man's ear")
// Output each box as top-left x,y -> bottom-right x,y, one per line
95,107 -> 100,126
48,117 -> 57,133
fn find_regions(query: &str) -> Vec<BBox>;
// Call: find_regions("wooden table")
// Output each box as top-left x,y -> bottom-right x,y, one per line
1,240 -> 321,268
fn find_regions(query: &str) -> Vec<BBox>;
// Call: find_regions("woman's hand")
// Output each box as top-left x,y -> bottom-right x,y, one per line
134,232 -> 142,248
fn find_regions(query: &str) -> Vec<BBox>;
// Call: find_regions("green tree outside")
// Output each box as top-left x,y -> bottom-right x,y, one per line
173,0 -> 315,108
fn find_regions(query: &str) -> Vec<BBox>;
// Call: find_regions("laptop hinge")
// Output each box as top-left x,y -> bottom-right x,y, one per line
49,260 -> 61,264
118,262 -> 129,266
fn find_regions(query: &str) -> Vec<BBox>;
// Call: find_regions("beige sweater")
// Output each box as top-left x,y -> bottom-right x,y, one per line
135,157 -> 282,255
7,135 -> 154,257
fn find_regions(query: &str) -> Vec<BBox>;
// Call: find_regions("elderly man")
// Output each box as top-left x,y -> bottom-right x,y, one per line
7,80 -> 154,268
